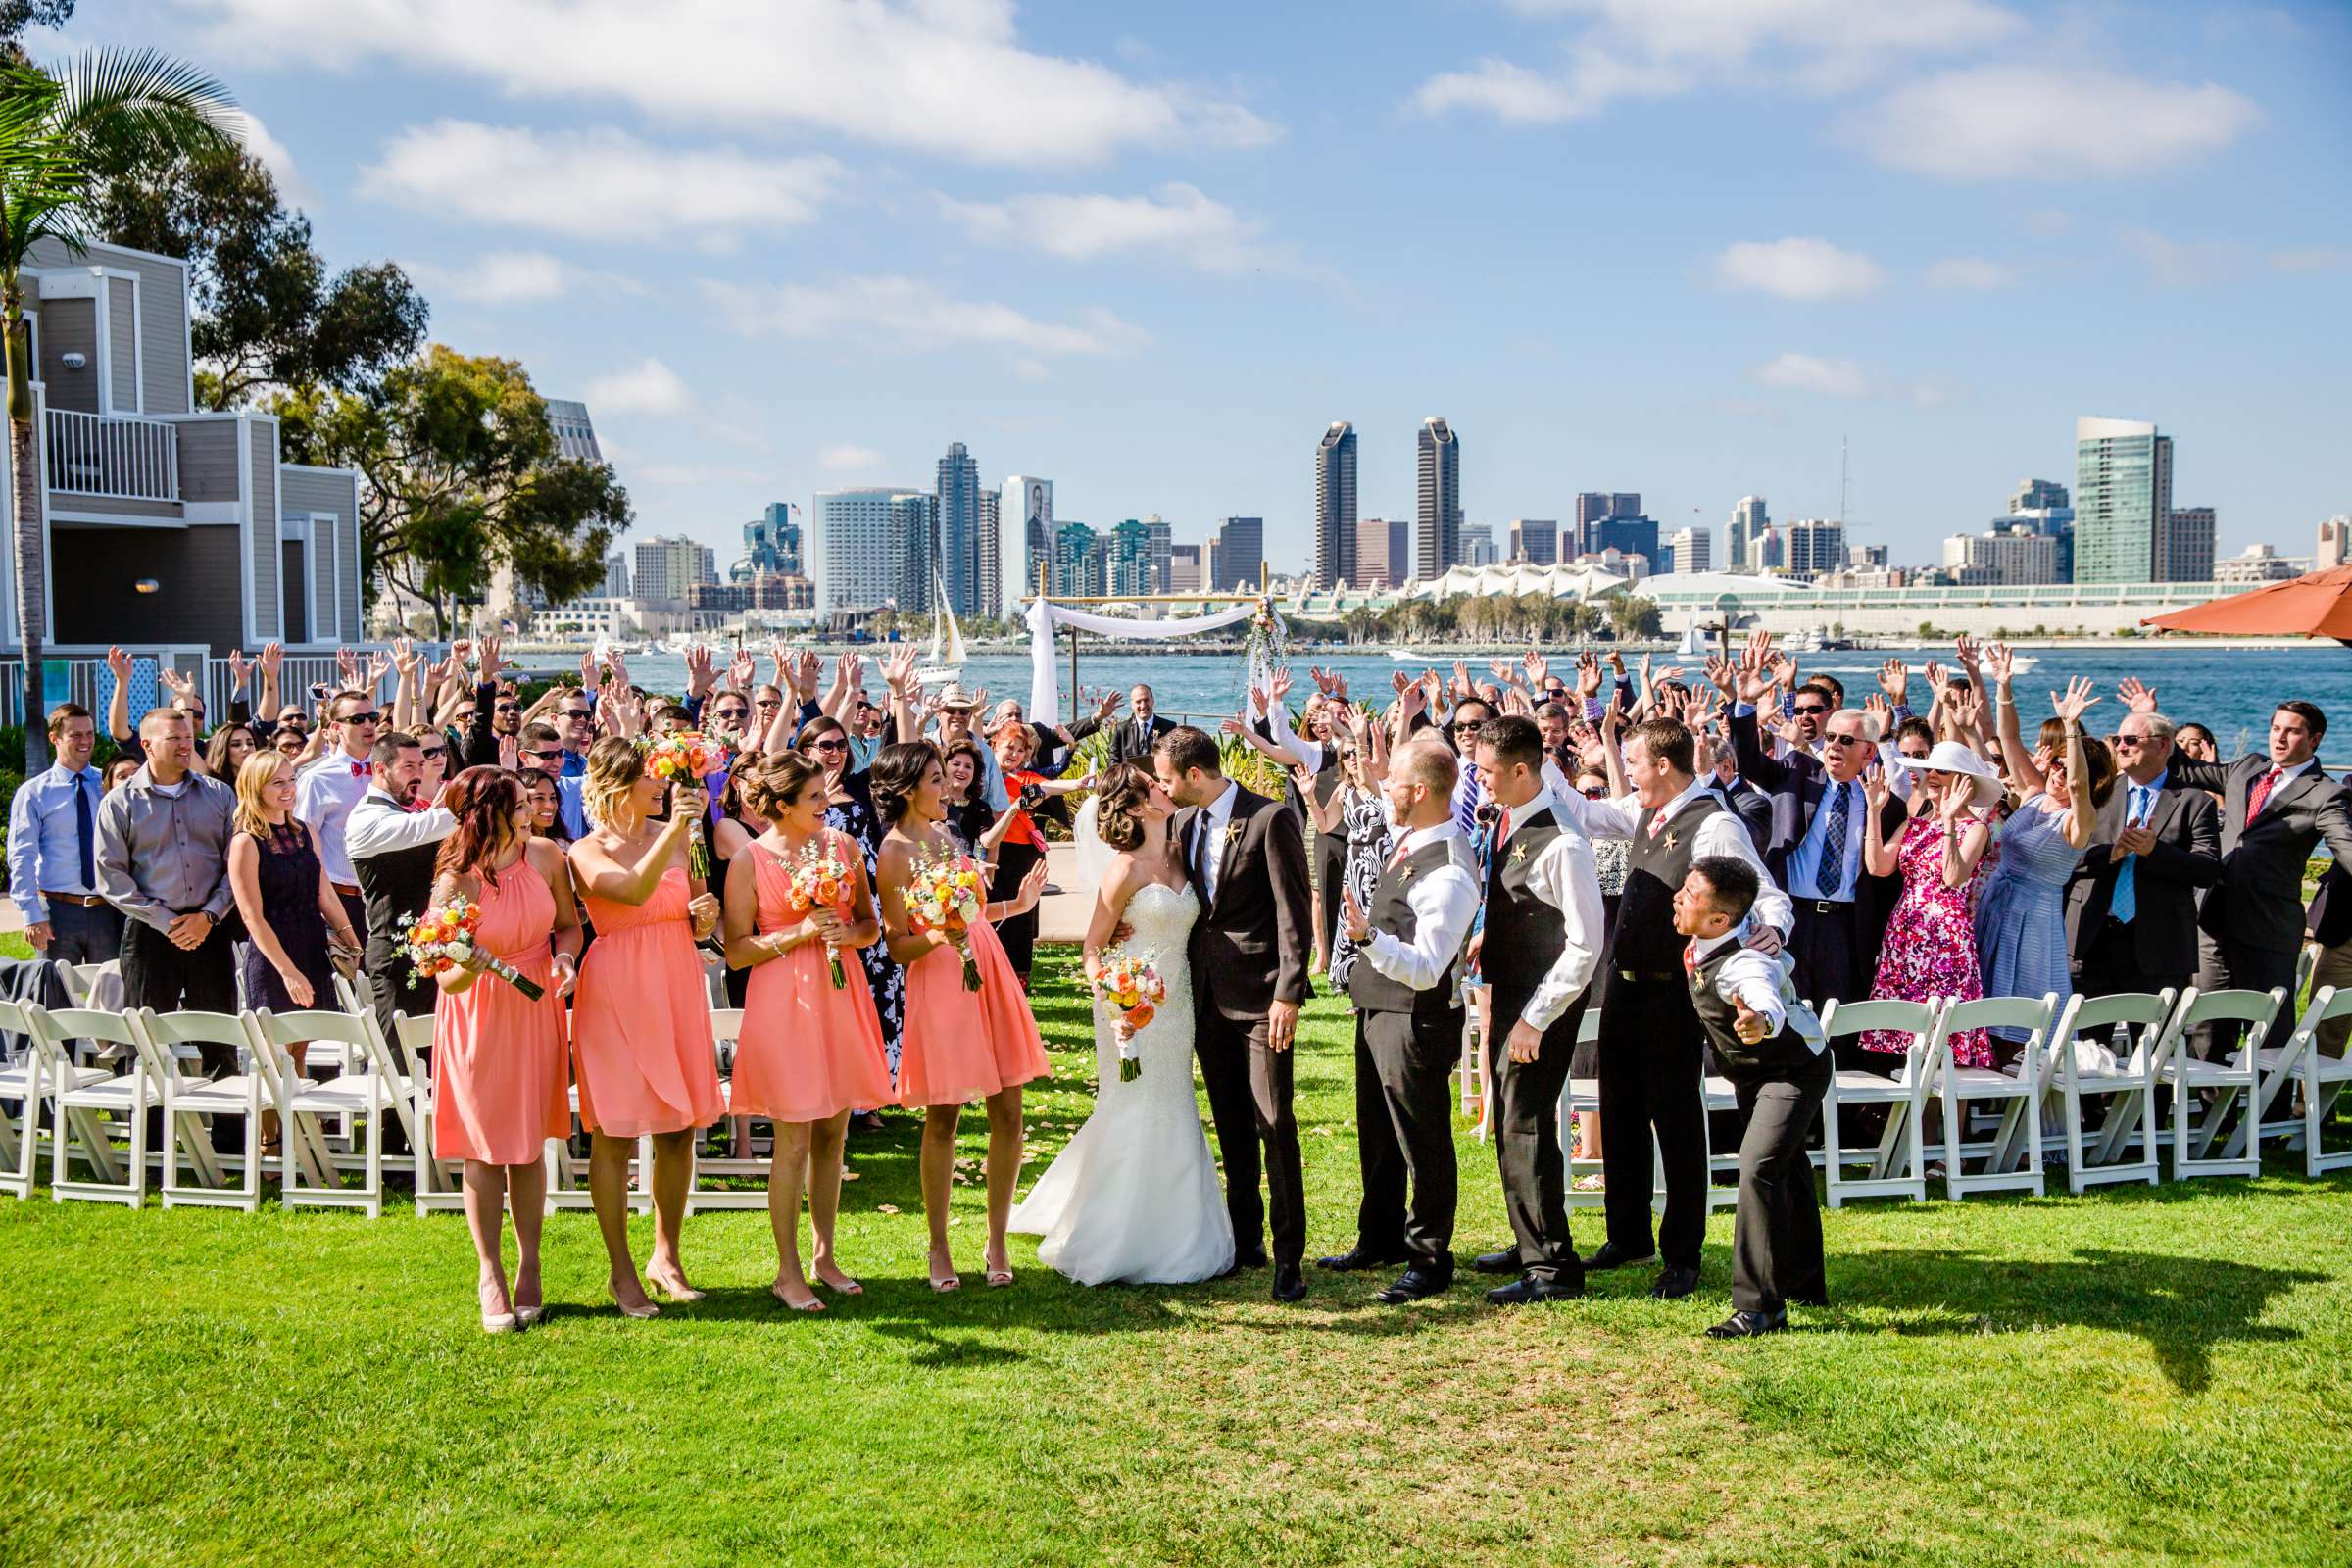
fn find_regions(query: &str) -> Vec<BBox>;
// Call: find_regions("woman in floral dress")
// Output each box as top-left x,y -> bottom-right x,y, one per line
1856,744 -> 2003,1068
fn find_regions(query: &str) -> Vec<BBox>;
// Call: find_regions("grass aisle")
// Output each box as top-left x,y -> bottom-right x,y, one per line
3,949 -> 2348,1566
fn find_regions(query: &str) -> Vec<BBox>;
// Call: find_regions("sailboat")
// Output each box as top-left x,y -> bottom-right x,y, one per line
914,565 -> 966,688
1675,617 -> 1710,659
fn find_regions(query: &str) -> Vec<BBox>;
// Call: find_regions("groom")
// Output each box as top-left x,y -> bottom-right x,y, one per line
1154,725 -> 1314,1302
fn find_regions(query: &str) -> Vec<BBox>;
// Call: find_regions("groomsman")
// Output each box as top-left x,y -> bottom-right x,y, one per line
1324,737 -> 1480,1303
1672,857 -> 1831,1338
1466,715 -> 1605,1304
1554,717 -> 1790,1299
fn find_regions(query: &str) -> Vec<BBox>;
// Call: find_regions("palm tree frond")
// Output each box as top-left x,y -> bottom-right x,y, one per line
51,47 -> 239,162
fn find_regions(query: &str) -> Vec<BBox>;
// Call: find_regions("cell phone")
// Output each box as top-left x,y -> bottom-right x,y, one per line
308,682 -> 332,701
1016,784 -> 1047,813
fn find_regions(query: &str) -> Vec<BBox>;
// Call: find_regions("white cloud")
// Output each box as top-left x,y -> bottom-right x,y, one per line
2117,226 -> 2229,287
410,250 -> 646,306
702,275 -> 1150,359
232,112 -> 316,206
1754,351 -> 1875,398
1844,66 -> 2258,179
586,357 -> 696,417
1010,359 -> 1051,382
1922,256 -> 2016,289
936,182 -> 1271,272
1751,351 -> 1956,405
818,444 -> 885,472
1713,237 -> 1885,300
1416,0 -> 2019,122
2271,247 -> 2352,273
361,122 -> 840,243
176,0 -> 1276,169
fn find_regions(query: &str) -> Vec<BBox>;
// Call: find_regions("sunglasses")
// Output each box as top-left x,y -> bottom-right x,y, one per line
713,709 -> 749,723
1792,704 -> 1830,716
2113,735 -> 2155,749
342,710 -> 381,725
810,737 -> 848,753
278,718 -> 309,732
526,748 -> 564,761
755,697 -> 780,709
559,709 -> 592,720
1581,785 -> 1607,799
1822,733 -> 1867,748
417,746 -> 447,760
494,703 -> 521,713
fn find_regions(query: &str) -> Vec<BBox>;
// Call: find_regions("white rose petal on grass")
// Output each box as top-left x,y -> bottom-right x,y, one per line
875,1202 -> 900,1214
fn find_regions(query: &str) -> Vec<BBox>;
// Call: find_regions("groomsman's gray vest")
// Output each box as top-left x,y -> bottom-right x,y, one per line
1617,790 -> 1723,974
1482,808 -> 1567,1008
1348,836 -> 1469,1020
1687,942 -> 1821,1077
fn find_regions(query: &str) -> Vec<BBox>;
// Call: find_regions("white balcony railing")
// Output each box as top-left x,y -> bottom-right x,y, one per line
45,406 -> 179,503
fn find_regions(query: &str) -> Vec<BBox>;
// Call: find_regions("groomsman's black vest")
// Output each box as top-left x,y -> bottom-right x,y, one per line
1481,804 -> 1568,1007
352,805 -> 442,970
1348,835 -> 1469,1020
1687,941 -> 1819,1076
1616,789 -> 1724,974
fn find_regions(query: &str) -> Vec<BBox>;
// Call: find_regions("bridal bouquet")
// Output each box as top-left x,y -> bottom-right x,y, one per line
1093,947 -> 1165,1082
784,838 -> 852,988
908,850 -> 986,991
401,894 -> 544,999
641,732 -> 732,878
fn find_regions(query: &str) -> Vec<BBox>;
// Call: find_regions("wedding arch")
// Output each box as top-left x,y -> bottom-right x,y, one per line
1023,592 -> 1283,726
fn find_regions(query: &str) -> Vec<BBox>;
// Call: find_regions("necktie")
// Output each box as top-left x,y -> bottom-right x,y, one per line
1453,770 -> 1482,838
2246,766 -> 2282,825
1815,781 -> 1849,899
1388,836 -> 1413,872
1682,940 -> 1699,975
74,770 -> 95,891
1495,808 -> 1512,852
1646,806 -> 1669,841
2111,783 -> 2147,924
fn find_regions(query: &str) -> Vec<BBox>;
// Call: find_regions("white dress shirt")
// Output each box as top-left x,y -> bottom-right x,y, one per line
295,749 -> 377,886
1191,779 -> 1241,904
1554,773 -> 1795,936
1689,923 -> 1824,1053
1494,789 -> 1607,1032
345,789 -> 458,862
1362,818 -> 1480,994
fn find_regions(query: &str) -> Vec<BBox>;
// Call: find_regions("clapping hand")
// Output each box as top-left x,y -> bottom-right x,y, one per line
2116,816 -> 2158,858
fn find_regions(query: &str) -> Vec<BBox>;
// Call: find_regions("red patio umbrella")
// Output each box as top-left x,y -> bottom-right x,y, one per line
2142,566 -> 2352,643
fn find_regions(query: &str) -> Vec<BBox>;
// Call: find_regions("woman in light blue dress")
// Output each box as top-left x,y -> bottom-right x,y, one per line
1977,655 -> 2117,1050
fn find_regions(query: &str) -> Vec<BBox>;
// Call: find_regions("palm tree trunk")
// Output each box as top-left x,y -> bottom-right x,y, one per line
7,313 -> 48,773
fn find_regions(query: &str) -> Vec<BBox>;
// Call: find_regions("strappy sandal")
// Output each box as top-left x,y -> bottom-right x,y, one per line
929,1271 -> 962,1294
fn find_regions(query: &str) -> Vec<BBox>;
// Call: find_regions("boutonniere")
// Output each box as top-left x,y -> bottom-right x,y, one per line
1507,840 -> 1530,867
1663,831 -> 1680,852
1221,821 -> 1242,852
1399,863 -> 1417,884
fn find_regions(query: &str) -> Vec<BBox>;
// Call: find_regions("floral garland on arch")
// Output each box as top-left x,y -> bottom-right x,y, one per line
1238,597 -> 1291,702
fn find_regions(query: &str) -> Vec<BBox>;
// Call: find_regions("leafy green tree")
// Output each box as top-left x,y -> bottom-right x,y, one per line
273,346 -> 631,639
95,138 -> 427,408
1608,594 -> 1662,640
1,50 -> 237,769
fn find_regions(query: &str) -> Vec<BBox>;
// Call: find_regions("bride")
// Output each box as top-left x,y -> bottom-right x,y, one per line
1009,763 -> 1235,1285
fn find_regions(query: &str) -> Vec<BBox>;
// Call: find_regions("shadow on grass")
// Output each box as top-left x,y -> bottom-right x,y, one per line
1814,1245 -> 2324,1393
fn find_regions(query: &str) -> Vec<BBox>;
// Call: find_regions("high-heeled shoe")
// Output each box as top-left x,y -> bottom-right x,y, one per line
514,1305 -> 544,1328
608,1288 -> 660,1320
814,1269 -> 864,1298
645,1269 -> 706,1303
481,1309 -> 516,1335
771,1285 -> 825,1313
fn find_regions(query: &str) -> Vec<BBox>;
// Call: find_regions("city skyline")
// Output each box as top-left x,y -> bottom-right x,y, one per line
54,1 -> 2351,575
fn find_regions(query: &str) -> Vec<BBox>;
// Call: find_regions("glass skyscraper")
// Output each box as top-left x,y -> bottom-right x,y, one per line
935,441 -> 981,616
1417,417 -> 1461,579
1314,420 -> 1357,590
2074,417 -> 2173,584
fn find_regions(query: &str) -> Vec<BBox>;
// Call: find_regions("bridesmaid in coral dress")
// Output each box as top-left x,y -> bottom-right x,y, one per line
567,737 -> 725,1318
722,750 -> 892,1312
873,741 -> 1051,1292
427,767 -> 581,1334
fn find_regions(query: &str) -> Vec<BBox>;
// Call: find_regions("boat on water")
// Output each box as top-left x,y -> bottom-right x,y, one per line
914,566 -> 965,687
1388,648 -> 1425,661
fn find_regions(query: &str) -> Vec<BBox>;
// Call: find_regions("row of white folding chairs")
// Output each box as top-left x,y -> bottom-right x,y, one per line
0,999 -> 412,1215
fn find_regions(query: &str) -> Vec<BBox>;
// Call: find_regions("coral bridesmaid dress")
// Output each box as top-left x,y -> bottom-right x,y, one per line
897,852 -> 1051,1107
431,864 -> 570,1165
730,832 -> 894,1121
572,865 -> 723,1136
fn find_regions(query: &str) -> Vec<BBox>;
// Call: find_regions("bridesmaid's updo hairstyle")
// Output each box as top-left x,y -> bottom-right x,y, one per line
869,740 -> 941,826
1093,761 -> 1155,852
436,765 -> 528,881
579,735 -> 648,830
742,749 -> 825,823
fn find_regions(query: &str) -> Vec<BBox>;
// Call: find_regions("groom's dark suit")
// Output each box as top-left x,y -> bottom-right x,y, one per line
1180,780 -> 1313,1269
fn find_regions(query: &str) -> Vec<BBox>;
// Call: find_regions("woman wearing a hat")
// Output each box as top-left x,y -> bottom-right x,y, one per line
1855,739 -> 2004,1070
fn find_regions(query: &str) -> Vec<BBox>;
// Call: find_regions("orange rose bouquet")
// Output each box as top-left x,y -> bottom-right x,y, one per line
402,894 -> 544,1000
1092,946 -> 1165,1081
785,838 -> 853,988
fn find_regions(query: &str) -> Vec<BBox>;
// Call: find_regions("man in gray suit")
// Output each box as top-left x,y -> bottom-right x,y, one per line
2157,697 -> 2352,1057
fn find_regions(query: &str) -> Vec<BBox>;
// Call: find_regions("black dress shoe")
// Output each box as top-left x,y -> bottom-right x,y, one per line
1373,1266 -> 1452,1304
1233,1248 -> 1270,1270
1316,1247 -> 1407,1273
1270,1263 -> 1307,1302
1705,1306 -> 1788,1338
1471,1249 -> 1525,1275
1650,1265 -> 1701,1299
1582,1242 -> 1656,1273
1486,1275 -> 1583,1305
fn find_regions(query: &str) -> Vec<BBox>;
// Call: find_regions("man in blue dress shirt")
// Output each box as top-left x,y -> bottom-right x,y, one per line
7,704 -> 122,964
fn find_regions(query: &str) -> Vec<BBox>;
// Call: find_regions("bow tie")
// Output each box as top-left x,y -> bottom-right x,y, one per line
350,760 -> 373,777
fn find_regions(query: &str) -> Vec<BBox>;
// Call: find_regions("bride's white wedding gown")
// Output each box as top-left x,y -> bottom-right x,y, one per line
1008,881 -> 1236,1286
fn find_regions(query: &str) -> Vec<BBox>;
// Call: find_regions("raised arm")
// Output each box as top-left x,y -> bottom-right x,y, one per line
1986,644 -> 2044,797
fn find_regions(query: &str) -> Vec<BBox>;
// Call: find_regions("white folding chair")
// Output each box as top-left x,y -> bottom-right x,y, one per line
1550,1008 -> 1667,1211
2008,990 -> 2176,1192
2225,985 -> 2352,1177
1929,994 -> 2058,1200
1700,1064 -> 1740,1212
245,1009 -> 387,1215
2154,987 -> 2285,1181
129,1009 -> 266,1212
687,1008 -> 768,1213
392,1013 -> 468,1214
0,997 -> 109,1200
1818,997 -> 1940,1207
35,1006 -> 153,1206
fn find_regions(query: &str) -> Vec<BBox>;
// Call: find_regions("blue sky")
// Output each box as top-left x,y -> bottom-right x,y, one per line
50,0 -> 2352,575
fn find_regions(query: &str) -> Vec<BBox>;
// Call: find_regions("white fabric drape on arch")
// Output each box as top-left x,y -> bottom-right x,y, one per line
1024,595 -> 1277,728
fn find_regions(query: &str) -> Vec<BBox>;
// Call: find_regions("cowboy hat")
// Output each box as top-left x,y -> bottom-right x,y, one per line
1891,740 -> 2003,812
935,683 -> 977,711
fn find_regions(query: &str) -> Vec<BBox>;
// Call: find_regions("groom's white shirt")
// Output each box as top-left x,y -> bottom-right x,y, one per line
1192,778 -> 1240,904
1361,819 -> 1479,993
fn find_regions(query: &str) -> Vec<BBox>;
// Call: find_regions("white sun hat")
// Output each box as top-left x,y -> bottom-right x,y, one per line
1890,739 -> 2005,812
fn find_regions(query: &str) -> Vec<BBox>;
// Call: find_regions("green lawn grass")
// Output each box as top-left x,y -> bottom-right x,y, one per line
3,948 -> 2348,1566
